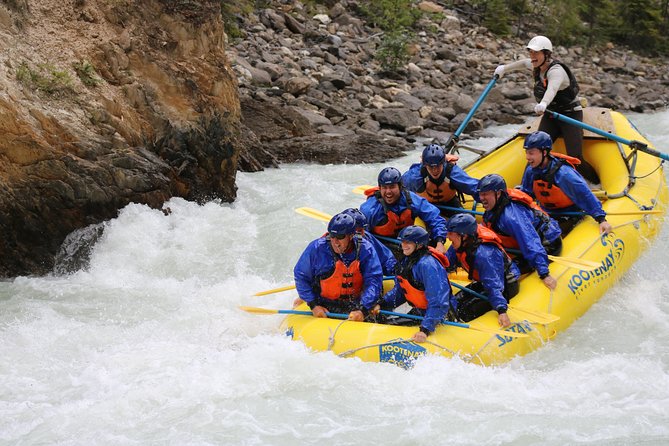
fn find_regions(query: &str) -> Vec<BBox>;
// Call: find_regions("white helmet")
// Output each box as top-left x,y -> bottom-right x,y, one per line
526,36 -> 553,52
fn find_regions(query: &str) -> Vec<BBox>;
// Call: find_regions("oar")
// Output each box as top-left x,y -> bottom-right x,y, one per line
449,281 -> 560,324
240,306 -> 350,319
436,205 -> 484,216
254,275 -> 397,297
295,206 -> 330,223
505,248 -> 600,270
295,207 -> 401,245
378,310 -> 528,338
352,187 -> 484,216
254,285 -> 297,296
352,185 -> 375,195
445,75 -> 499,153
547,111 -> 669,162
549,209 -> 663,217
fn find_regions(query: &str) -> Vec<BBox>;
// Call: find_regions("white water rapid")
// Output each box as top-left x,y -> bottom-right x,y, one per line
1,111 -> 668,445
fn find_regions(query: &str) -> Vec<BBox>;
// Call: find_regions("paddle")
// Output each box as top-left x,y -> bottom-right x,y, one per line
254,275 -> 397,297
241,306 -> 527,338
504,247 -> 600,270
449,280 -> 560,324
350,187 -> 484,216
445,75 -> 499,153
295,207 -> 400,245
377,310 -> 528,338
240,306 -> 349,319
547,111 -> 669,162
437,205 -> 483,216
549,209 -> 663,217
352,185 -> 376,195
254,285 -> 297,296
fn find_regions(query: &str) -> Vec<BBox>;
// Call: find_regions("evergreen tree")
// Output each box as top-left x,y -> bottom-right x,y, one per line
612,0 -> 666,54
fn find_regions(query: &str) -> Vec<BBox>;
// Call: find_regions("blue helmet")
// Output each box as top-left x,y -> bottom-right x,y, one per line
524,131 -> 553,152
378,167 -> 402,186
341,208 -> 367,231
398,225 -> 430,246
328,213 -> 356,237
422,144 -> 446,166
446,213 -> 478,236
478,174 -> 507,193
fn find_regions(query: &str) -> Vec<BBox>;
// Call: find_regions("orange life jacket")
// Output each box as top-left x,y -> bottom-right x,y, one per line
397,247 -> 449,309
483,188 -> 551,249
455,226 -> 511,281
319,241 -> 364,301
369,188 -> 415,237
417,163 -> 458,204
532,153 -> 581,210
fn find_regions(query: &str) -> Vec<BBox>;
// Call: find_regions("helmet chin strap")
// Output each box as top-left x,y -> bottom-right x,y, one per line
540,150 -> 549,167
538,51 -> 550,71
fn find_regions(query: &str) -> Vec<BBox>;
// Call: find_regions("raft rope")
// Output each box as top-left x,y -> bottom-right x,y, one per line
327,320 -> 348,351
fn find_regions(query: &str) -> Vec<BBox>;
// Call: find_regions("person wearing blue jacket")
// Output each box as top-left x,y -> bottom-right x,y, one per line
478,173 -> 561,290
360,167 -> 448,255
341,207 -> 397,276
294,213 -> 383,321
376,226 -> 455,343
402,144 -> 481,217
445,214 -> 520,327
520,131 -> 612,235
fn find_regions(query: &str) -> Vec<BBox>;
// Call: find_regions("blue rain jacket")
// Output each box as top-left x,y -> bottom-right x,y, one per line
363,232 -> 397,276
520,157 -> 606,220
293,235 -> 383,311
360,189 -> 447,241
446,244 -> 520,312
483,200 -> 561,278
402,162 -> 480,199
381,253 -> 454,333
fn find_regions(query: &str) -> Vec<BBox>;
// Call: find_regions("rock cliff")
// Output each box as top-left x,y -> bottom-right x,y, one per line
0,0 -> 240,276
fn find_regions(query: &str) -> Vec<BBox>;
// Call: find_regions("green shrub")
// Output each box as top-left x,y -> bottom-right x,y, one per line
73,60 -> 101,87
16,62 -> 74,95
376,30 -> 413,72
361,0 -> 421,31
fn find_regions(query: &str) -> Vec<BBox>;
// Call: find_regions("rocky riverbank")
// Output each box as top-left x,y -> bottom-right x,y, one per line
234,0 -> 669,168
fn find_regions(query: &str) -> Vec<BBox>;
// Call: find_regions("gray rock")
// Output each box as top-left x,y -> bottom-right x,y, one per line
393,91 -> 425,111
283,76 -> 315,96
291,107 -> 333,126
372,108 -> 424,131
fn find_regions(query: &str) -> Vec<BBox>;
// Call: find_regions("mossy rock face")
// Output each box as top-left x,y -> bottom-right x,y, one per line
0,0 -> 242,277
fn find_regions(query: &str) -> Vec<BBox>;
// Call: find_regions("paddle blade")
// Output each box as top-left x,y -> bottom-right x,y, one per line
508,307 -> 560,325
607,210 -> 663,216
352,185 -> 375,195
295,207 -> 332,222
452,322 -> 529,338
239,306 -> 281,315
253,284 -> 296,296
547,255 -> 600,270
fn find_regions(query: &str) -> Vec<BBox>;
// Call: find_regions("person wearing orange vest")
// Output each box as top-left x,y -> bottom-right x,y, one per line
445,214 -> 520,327
520,131 -> 612,235
478,173 -> 561,290
401,144 -> 480,217
294,213 -> 383,321
493,35 -> 599,184
360,167 -> 447,254
376,226 -> 455,343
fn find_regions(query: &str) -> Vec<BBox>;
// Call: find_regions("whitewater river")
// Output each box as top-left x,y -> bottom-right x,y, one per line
1,110 -> 668,445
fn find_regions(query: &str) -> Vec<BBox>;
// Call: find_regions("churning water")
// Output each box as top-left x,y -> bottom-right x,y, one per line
1,111 -> 668,445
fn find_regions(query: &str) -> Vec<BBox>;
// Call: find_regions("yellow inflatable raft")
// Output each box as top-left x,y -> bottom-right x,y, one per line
279,108 -> 668,368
